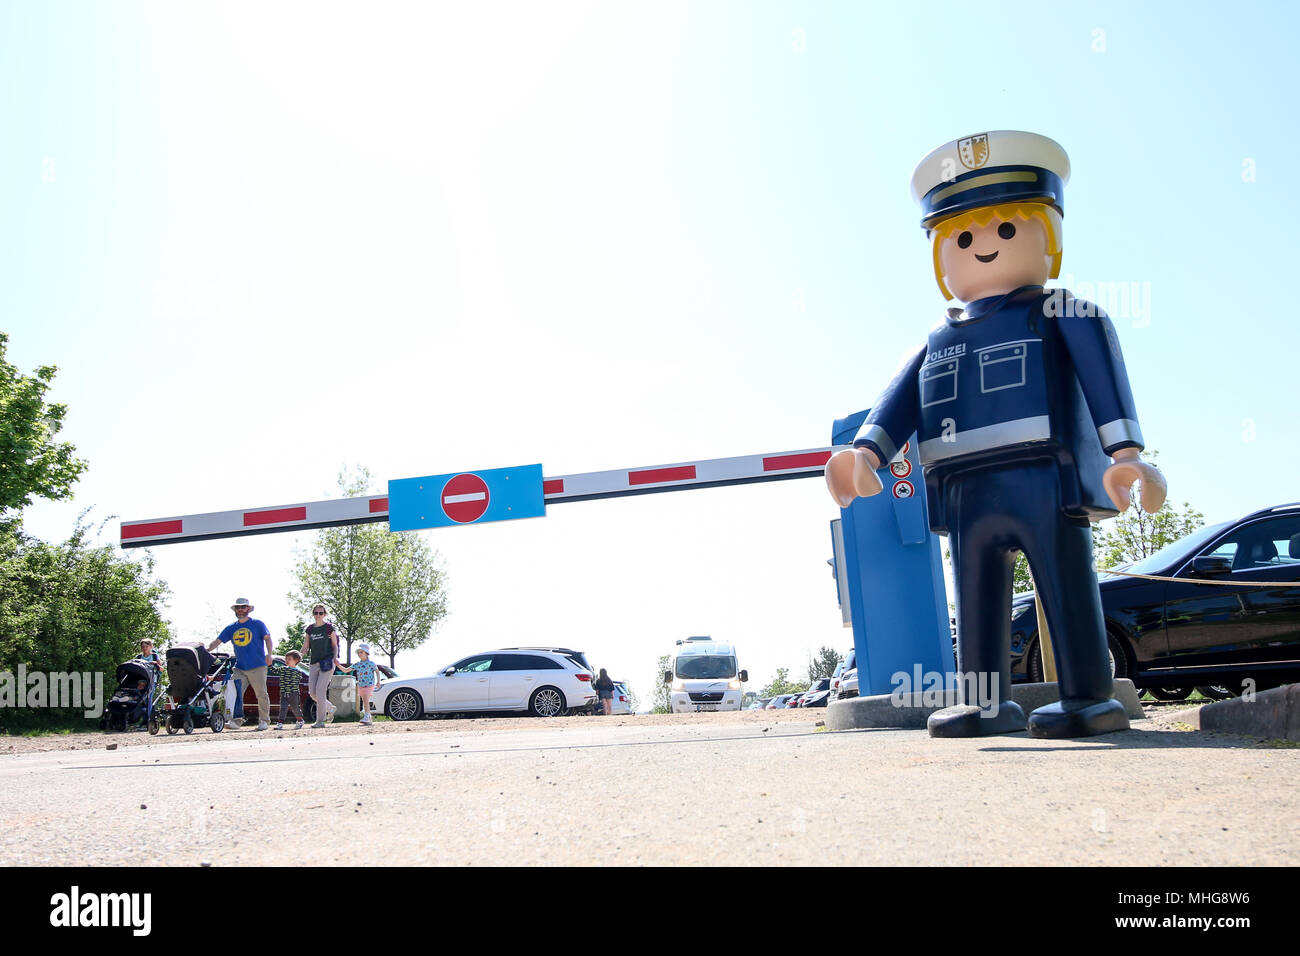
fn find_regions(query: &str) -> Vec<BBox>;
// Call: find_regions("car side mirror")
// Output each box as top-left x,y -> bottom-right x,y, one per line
443,666 -> 456,676
738,670 -> 748,683
1193,555 -> 1232,575
663,670 -> 672,684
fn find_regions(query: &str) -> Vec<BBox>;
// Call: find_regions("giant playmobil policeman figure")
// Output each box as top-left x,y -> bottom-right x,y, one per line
826,131 -> 1166,739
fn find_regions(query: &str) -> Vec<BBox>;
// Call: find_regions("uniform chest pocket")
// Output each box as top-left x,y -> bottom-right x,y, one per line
977,342 -> 1028,393
920,360 -> 959,407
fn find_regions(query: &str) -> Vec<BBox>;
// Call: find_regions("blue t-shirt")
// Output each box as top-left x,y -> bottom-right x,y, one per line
217,618 -> 271,670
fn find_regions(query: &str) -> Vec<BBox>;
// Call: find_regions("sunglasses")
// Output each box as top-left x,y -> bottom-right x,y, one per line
313,611 -> 326,616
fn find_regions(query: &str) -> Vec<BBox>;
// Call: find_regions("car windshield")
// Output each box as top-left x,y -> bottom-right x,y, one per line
1108,521 -> 1232,577
675,655 -> 738,679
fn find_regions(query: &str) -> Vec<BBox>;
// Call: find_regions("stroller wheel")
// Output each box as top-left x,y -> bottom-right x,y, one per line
148,717 -> 160,736
183,715 -> 194,735
166,721 -> 179,735
211,712 -> 225,734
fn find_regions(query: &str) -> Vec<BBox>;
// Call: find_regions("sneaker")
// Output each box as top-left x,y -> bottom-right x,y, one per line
311,721 -> 325,728
274,723 -> 284,730
255,721 -> 269,731
295,721 -> 304,730
361,713 -> 373,725
232,717 -> 245,728
324,702 -> 336,724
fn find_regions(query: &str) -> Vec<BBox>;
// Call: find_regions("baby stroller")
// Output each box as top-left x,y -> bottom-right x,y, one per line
101,659 -> 165,734
164,642 -> 236,734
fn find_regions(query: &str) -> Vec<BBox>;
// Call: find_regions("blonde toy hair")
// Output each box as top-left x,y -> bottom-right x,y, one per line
929,201 -> 1063,300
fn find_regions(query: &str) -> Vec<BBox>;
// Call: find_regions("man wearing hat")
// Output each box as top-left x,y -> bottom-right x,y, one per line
826,130 -> 1165,739
208,598 -> 274,731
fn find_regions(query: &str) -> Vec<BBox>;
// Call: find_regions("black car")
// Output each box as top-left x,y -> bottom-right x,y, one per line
799,677 -> 833,708
1009,503 -> 1300,699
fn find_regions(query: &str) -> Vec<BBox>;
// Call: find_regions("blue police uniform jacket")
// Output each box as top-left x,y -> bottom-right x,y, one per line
854,285 -> 1144,533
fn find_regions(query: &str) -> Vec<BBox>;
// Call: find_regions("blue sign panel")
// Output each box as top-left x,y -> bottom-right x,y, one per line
388,464 -> 546,531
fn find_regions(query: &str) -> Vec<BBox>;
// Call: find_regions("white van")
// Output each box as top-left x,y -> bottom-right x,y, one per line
663,636 -> 748,713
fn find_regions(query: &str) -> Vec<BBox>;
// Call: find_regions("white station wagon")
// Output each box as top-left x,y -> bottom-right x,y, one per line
372,647 -> 598,720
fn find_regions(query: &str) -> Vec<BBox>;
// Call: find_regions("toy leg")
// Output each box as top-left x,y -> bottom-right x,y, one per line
1021,516 -> 1128,739
927,475 -> 1026,738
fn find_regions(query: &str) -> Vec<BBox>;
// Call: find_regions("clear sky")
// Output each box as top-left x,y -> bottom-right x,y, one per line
4,0 -> 1299,703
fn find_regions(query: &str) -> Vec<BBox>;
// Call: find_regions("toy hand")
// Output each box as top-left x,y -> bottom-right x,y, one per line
1103,449 -> 1167,514
825,447 -> 883,508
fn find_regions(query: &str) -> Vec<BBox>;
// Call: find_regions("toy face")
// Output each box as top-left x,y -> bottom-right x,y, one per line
938,214 -> 1052,303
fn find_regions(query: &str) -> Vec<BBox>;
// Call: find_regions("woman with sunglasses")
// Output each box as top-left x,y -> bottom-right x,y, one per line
299,604 -> 340,728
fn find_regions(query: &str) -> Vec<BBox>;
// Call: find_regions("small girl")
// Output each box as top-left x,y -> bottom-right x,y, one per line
339,644 -> 381,725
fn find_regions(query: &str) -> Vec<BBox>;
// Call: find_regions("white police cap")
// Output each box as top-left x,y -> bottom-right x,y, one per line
911,130 -> 1070,230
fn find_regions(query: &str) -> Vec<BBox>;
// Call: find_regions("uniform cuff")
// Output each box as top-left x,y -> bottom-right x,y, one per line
852,424 -> 897,465
1098,419 -> 1144,455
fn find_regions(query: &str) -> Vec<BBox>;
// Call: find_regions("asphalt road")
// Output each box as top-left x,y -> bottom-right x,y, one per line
1,713 -> 1295,866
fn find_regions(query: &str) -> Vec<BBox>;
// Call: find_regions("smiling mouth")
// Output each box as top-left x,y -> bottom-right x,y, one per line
975,251 -> 999,263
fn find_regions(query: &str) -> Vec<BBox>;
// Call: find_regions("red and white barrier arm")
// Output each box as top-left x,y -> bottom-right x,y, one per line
119,446 -> 840,548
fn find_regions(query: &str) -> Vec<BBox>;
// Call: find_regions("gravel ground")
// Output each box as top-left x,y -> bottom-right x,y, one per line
0,708 -> 820,756
1,704 -> 1295,867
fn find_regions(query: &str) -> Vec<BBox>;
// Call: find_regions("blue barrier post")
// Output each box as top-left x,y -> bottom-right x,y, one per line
833,411 -> 953,697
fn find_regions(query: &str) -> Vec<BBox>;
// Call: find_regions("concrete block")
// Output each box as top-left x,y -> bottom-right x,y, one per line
1198,683 -> 1300,741
825,678 -> 1144,730
327,675 -> 357,717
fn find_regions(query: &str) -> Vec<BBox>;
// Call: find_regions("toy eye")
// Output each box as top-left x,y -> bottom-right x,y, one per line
997,221 -> 1016,240
957,231 -> 973,249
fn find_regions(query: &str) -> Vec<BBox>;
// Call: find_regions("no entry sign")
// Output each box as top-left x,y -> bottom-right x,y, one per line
387,464 -> 546,531
441,473 -> 490,523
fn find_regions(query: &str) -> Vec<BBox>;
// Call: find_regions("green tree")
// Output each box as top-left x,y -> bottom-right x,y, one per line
651,654 -> 671,714
1092,502 -> 1205,570
807,645 -> 843,682
0,332 -> 87,514
759,667 -> 809,698
289,467 -> 390,663
275,619 -> 308,658
369,530 -> 448,668
0,515 -> 171,731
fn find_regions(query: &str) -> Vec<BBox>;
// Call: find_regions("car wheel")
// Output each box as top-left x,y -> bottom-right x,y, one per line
1195,684 -> 1235,701
384,689 -> 424,721
529,686 -> 565,718
1148,686 -> 1192,702
1028,631 -> 1130,682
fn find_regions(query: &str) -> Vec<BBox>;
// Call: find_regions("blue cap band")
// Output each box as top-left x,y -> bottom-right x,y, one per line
920,166 -> 1064,230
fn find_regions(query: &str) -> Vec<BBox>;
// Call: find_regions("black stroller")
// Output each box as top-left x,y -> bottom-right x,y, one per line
101,659 -> 164,734
164,643 -> 236,734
